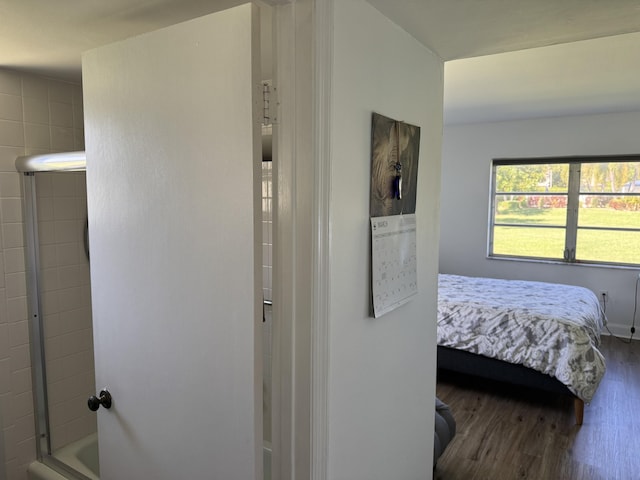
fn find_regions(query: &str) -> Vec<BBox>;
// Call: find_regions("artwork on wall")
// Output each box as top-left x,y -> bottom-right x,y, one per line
369,112 -> 421,318
370,112 -> 421,217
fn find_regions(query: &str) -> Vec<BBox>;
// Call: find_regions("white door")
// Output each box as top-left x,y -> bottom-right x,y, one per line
82,4 -> 263,479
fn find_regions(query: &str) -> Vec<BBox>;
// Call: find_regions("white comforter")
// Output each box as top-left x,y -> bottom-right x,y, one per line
437,274 -> 606,402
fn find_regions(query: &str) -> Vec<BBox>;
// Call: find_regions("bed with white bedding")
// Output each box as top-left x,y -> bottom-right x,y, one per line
437,274 -> 607,424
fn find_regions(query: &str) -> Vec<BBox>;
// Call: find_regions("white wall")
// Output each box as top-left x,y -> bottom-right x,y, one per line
327,2 -> 443,478
440,110 -> 640,337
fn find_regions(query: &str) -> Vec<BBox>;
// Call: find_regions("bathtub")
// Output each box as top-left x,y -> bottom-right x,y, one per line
28,436 -> 271,480
28,433 -> 99,480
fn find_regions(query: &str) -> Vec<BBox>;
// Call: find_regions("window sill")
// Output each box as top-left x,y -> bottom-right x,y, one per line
487,255 -> 640,271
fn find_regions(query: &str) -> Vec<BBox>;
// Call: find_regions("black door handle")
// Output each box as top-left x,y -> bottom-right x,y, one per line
88,389 -> 112,411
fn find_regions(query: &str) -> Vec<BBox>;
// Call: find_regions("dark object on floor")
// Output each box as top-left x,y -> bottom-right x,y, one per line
434,397 -> 456,467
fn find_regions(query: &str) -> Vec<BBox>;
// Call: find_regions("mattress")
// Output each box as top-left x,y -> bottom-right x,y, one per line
437,274 -> 607,402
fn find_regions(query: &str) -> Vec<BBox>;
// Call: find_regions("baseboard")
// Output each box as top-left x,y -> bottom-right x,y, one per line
602,322 -> 636,339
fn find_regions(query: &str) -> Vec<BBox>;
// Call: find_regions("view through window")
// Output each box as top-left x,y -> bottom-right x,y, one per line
490,157 -> 640,266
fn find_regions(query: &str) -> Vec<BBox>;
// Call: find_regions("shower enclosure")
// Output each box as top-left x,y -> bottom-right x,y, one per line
17,152 -> 99,480
18,140 -> 274,480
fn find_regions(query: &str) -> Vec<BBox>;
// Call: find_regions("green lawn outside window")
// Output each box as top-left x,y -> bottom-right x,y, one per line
490,158 -> 640,266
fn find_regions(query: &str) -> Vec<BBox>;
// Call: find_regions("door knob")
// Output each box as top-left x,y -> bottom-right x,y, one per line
88,389 -> 112,411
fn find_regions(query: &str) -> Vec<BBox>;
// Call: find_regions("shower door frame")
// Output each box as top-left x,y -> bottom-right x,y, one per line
16,151 -> 93,480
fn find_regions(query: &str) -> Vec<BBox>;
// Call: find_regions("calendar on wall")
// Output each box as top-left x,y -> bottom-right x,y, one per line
369,112 -> 420,318
371,214 -> 418,318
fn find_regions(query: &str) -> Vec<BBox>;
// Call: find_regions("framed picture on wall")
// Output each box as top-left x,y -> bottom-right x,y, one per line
370,112 -> 421,217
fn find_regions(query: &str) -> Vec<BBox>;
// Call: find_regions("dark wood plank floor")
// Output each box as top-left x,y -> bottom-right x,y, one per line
435,335 -> 640,480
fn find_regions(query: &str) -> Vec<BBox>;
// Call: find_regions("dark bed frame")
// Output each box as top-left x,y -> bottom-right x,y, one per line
437,346 -> 584,425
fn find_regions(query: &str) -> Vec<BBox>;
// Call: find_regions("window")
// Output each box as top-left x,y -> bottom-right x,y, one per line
489,157 -> 640,266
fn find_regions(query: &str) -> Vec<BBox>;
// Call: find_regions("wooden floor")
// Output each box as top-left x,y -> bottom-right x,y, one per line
435,335 -> 640,480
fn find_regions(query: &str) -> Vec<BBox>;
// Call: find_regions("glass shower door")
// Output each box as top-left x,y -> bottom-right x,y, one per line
21,167 -> 99,479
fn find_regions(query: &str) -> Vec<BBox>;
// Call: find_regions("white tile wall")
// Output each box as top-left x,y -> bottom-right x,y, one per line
262,304 -> 272,444
261,160 -> 273,444
0,121 -> 24,148
0,95 -> 23,122
262,161 -> 273,301
0,71 -> 22,96
0,68 -> 84,480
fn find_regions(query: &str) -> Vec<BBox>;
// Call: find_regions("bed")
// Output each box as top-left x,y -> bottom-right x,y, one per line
437,274 -> 607,425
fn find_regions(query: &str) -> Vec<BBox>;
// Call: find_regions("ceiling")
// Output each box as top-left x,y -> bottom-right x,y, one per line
444,30 -> 640,125
2,0 -> 640,124
0,0 -> 268,81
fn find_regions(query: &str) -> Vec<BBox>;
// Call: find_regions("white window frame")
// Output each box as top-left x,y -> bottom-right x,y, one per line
489,156 -> 640,267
